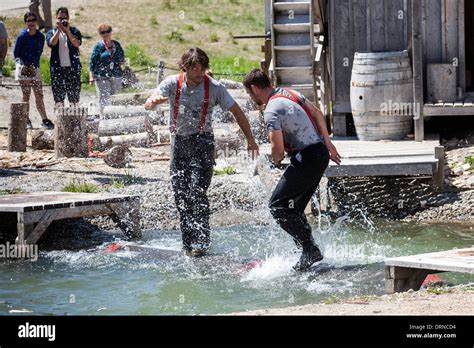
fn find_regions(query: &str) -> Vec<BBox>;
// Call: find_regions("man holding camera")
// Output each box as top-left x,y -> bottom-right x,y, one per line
243,69 -> 341,271
46,7 -> 82,108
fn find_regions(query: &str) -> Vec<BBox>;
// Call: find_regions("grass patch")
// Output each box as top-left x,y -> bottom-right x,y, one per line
181,24 -> 195,31
426,286 -> 453,295
125,44 -> 156,68
0,188 -> 24,195
1,58 -> 16,78
209,55 -> 259,79
214,166 -> 237,176
465,155 -> 474,170
209,33 -> 219,43
167,28 -> 185,43
322,295 -> 340,305
39,57 -> 51,85
150,15 -> 158,26
62,178 -> 99,193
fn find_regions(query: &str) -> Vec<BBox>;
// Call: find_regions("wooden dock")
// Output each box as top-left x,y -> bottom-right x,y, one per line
326,139 -> 443,184
385,247 -> 474,294
0,192 -> 142,247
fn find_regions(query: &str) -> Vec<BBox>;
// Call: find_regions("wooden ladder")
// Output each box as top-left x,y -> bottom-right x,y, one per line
270,0 -> 325,109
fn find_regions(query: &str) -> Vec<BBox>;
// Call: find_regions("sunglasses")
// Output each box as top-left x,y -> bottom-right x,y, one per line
26,18 -> 37,23
100,29 -> 112,35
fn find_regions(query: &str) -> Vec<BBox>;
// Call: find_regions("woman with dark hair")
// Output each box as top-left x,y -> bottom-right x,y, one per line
46,7 -> 82,108
89,23 -> 125,114
13,12 -> 54,129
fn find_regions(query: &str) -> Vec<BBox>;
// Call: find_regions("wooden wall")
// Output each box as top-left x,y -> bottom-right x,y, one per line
329,0 -> 465,113
330,0 -> 411,113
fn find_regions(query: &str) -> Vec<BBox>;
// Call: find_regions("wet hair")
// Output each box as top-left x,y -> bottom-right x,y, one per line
178,47 -> 210,72
56,7 -> 69,17
243,69 -> 271,90
97,23 -> 112,34
24,12 -> 37,23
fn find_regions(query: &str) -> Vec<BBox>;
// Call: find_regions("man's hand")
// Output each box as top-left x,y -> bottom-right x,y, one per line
325,139 -> 342,165
247,139 -> 259,160
144,95 -> 168,110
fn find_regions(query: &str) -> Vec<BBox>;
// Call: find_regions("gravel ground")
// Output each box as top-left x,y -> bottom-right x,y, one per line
232,284 -> 474,315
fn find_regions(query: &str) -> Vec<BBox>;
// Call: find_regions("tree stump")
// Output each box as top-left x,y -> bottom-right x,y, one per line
32,130 -> 55,150
55,107 -> 88,158
104,145 -> 133,168
8,103 -> 28,152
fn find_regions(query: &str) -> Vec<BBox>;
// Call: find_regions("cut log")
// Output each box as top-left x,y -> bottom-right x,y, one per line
8,103 -> 28,152
110,91 -> 154,106
98,116 -> 154,137
32,130 -> 55,150
91,132 -> 151,150
55,107 -> 89,158
104,145 -> 133,168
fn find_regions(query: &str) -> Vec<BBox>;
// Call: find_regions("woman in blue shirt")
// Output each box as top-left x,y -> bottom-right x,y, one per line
89,24 -> 125,114
14,12 -> 54,129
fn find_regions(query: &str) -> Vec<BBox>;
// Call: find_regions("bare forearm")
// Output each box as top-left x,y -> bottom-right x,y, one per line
66,31 -> 80,48
49,30 -> 60,46
308,101 -> 330,141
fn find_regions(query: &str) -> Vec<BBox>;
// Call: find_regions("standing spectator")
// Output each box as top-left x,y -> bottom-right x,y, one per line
29,0 -> 52,32
89,24 -> 125,114
14,12 -> 54,130
46,7 -> 82,108
0,21 -> 8,78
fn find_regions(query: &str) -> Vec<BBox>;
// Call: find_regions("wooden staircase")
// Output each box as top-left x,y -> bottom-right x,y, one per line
270,0 -> 319,102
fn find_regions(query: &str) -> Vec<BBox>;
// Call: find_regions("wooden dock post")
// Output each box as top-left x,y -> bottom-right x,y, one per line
433,146 -> 445,188
412,0 -> 425,142
8,103 -> 28,152
55,107 -> 89,158
385,265 -> 431,294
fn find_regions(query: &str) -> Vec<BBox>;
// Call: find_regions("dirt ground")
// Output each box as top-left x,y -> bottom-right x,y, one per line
232,286 -> 474,315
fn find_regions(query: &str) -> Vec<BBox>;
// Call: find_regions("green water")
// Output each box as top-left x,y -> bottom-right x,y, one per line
0,220 -> 473,315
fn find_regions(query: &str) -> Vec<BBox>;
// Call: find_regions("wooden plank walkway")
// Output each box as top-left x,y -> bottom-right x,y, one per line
385,247 -> 474,294
0,192 -> 141,247
325,139 -> 441,180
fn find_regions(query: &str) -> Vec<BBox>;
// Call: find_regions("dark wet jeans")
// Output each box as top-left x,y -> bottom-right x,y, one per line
171,133 -> 215,251
269,142 -> 330,248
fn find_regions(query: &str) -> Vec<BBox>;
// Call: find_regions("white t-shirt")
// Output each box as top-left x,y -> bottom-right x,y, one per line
58,31 -> 71,67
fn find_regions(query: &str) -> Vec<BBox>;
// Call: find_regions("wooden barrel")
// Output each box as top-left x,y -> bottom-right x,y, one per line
350,51 -> 414,141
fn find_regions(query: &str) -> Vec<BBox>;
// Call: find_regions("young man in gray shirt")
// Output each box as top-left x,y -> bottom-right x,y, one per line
243,69 -> 341,271
145,48 -> 259,257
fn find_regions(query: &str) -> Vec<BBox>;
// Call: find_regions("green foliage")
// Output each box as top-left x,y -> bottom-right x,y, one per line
62,178 -> 99,193
150,15 -> 158,26
214,166 -> 237,176
125,44 -> 156,68
200,14 -> 213,24
167,28 -> 184,43
209,33 -> 219,43
209,55 -> 259,79
1,58 -> 15,78
39,57 -> 51,85
0,188 -> 24,195
181,24 -> 195,31
465,155 -> 474,170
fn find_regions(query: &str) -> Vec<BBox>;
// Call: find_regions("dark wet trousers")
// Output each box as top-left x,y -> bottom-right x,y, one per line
51,66 -> 81,104
171,133 -> 215,251
269,143 -> 330,249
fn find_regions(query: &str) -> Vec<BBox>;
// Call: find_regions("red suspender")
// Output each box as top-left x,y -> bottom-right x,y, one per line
172,73 -> 210,134
172,73 -> 184,134
200,75 -> 210,132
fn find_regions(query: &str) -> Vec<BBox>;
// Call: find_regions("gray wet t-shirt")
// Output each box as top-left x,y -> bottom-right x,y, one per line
264,88 -> 322,152
156,74 -> 236,136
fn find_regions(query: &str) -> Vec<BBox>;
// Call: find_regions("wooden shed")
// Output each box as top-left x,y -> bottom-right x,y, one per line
264,0 -> 474,141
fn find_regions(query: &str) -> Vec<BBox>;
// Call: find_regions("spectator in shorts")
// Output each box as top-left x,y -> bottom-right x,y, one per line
29,0 -> 53,32
89,24 -> 125,115
13,12 -> 54,129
